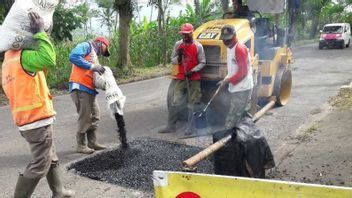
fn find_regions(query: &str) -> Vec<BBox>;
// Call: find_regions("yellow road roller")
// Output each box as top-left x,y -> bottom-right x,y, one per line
167,0 -> 294,126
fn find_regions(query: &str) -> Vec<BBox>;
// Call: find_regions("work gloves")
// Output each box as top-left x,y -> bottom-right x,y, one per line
217,77 -> 230,89
29,11 -> 44,34
185,71 -> 195,78
91,64 -> 106,74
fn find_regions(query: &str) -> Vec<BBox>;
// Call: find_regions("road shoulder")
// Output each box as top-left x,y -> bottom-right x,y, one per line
268,84 -> 352,187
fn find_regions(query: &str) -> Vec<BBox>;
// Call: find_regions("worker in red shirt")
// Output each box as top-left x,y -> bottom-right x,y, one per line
218,25 -> 254,129
159,23 -> 206,134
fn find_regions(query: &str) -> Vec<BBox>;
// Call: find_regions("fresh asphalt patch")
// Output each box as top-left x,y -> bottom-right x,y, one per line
68,138 -> 213,192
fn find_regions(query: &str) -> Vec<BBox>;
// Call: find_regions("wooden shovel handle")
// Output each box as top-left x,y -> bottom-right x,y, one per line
182,135 -> 232,169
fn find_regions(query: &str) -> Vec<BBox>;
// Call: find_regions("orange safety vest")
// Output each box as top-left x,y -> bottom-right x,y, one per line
1,50 -> 56,126
69,43 -> 98,90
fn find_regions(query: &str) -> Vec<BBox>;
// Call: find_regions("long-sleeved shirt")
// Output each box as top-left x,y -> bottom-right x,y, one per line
68,42 -> 98,95
19,32 -> 56,131
229,43 -> 248,85
22,32 -> 56,73
170,40 -> 206,80
226,42 -> 253,93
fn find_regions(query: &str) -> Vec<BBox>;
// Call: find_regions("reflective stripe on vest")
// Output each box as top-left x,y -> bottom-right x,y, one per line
1,50 -> 56,126
69,43 -> 98,90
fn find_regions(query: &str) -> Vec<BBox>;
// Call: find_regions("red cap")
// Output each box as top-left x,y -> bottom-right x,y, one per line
179,23 -> 194,34
95,36 -> 110,57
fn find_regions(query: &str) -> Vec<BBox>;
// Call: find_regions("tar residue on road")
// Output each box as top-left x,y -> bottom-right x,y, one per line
68,138 -> 213,192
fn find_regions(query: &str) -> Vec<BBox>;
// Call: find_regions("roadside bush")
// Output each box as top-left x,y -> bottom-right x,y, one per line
47,41 -> 76,89
46,13 -> 213,89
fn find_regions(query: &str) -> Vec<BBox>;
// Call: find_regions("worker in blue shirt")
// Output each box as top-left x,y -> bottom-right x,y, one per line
68,36 -> 110,154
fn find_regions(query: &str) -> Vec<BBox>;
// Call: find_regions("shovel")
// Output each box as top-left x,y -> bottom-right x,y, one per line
179,85 -> 222,139
181,53 -> 195,133
195,85 -> 222,126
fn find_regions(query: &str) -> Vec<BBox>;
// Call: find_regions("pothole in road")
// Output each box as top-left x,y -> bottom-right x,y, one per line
68,138 -> 213,192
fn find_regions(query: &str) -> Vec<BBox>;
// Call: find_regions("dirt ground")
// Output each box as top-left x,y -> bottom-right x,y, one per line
268,84 -> 352,187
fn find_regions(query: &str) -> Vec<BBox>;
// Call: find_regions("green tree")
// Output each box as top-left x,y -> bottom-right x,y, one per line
301,0 -> 331,39
320,0 -> 352,25
194,0 -> 200,16
185,0 -> 217,26
52,3 -> 89,41
96,0 -> 117,34
149,0 -> 171,65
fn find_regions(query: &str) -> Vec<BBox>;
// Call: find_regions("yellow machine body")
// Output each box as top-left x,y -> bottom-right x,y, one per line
170,17 -> 293,107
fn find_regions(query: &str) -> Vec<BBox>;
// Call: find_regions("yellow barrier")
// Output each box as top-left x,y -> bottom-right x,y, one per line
153,171 -> 352,198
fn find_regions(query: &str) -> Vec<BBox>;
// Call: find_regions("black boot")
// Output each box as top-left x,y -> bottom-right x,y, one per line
115,113 -> 128,148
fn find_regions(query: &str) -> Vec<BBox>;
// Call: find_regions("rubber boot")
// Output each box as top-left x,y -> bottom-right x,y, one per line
46,165 -> 75,198
87,129 -> 106,150
114,113 -> 128,148
14,174 -> 40,198
158,106 -> 178,133
76,133 -> 94,154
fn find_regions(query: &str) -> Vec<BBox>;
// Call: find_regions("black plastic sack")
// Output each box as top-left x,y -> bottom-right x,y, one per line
213,115 -> 275,178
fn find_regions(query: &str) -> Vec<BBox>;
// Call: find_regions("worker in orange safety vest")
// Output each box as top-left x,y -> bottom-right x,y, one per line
2,12 -> 74,197
68,36 -> 110,154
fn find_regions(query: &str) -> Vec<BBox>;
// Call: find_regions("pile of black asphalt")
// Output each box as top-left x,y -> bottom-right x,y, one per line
68,138 -> 213,192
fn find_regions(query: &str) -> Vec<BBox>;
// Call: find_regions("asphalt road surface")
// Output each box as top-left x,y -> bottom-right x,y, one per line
1,42 -> 352,197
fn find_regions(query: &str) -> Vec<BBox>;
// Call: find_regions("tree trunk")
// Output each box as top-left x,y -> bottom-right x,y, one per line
309,15 -> 320,39
114,12 -> 118,32
156,0 -> 164,34
150,5 -> 153,22
221,0 -> 229,13
115,0 -> 133,71
155,0 -> 165,64
194,0 -> 200,16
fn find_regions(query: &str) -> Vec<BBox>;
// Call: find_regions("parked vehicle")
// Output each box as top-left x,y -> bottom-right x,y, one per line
319,23 -> 351,49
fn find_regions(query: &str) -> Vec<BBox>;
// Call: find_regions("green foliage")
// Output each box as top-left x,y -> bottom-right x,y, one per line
47,41 -> 76,88
128,15 -> 190,68
45,1 -> 220,88
293,0 -> 352,39
184,0 -> 219,27
99,31 -> 119,67
0,6 -> 5,23
96,0 -> 117,32
51,3 -> 89,41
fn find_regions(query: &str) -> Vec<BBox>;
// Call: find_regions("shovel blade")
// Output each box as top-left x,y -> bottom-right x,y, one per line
193,111 -> 207,129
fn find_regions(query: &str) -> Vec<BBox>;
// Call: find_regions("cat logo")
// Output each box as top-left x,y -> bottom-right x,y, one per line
197,32 -> 218,39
